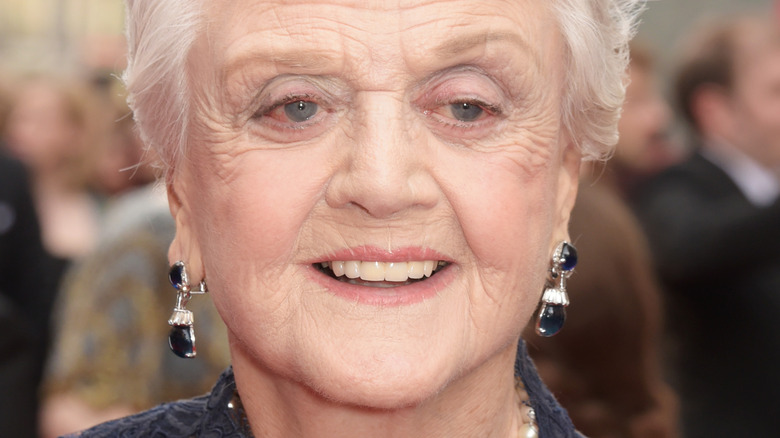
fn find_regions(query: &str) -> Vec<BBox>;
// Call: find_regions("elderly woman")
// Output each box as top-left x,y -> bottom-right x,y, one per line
72,0 -> 641,436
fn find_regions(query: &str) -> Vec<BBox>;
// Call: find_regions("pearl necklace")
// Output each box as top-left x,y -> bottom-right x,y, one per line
516,379 -> 540,438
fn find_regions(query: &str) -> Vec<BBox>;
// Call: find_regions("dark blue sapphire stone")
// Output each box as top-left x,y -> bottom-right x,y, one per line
169,263 -> 184,290
536,304 -> 566,337
168,325 -> 196,358
560,242 -> 578,271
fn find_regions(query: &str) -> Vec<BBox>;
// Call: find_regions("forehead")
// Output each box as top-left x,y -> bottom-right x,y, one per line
199,0 -> 561,82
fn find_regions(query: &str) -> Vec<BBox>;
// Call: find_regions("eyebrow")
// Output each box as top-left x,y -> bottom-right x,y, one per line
432,31 -> 540,64
223,31 -> 541,81
222,50 -> 336,81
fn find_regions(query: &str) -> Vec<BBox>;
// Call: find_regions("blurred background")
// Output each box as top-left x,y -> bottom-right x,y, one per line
0,0 -> 773,77
0,0 -> 125,74
0,0 -> 774,75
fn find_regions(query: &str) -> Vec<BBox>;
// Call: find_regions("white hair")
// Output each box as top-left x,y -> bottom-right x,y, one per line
551,0 -> 644,160
123,0 -> 643,173
122,0 -> 202,175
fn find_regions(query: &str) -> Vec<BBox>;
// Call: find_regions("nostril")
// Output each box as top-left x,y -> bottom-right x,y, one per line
325,173 -> 440,219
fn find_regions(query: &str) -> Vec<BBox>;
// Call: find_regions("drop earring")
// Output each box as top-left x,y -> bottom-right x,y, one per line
535,241 -> 577,337
167,261 -> 208,358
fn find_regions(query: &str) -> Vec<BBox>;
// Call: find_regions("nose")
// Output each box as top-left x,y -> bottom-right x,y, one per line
325,93 -> 438,219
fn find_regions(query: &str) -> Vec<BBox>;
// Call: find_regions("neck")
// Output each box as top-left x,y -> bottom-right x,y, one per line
230,340 -> 523,438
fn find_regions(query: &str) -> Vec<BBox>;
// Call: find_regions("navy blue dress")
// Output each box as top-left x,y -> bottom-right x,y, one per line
68,340 -> 581,437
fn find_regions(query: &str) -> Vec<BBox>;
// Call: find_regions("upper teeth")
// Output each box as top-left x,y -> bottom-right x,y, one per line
321,261 -> 445,282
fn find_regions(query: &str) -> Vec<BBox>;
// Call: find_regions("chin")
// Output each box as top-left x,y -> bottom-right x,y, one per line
310,354 -> 456,410
229,310 -> 468,410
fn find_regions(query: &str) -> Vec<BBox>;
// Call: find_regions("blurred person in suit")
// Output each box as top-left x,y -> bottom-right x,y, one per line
0,77 -> 60,437
635,13 -> 780,437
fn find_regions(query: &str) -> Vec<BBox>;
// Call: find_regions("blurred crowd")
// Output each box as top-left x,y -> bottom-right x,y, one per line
0,47 -> 231,437
526,11 -> 780,438
0,4 -> 778,438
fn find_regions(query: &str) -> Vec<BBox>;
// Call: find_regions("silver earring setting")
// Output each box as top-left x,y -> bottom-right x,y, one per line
168,261 -> 207,358
535,241 -> 577,337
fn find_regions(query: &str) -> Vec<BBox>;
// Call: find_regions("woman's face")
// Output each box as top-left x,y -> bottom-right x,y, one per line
173,0 -> 579,407
4,82 -> 81,170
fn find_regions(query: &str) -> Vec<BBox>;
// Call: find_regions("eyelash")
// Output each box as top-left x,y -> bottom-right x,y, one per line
249,90 -> 504,141
253,94 -> 322,125
425,98 -> 503,128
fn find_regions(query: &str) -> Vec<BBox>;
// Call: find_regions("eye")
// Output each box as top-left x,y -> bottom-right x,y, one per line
449,102 -> 484,122
249,95 -> 330,142
428,99 -> 496,125
244,77 -> 345,143
284,100 -> 319,122
419,95 -> 504,140
255,96 -> 321,124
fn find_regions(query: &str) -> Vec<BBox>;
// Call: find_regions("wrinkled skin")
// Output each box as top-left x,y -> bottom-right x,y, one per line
169,0 -> 580,436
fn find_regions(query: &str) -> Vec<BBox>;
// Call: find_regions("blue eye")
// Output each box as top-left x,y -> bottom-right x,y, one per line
284,100 -> 318,122
450,102 -> 483,122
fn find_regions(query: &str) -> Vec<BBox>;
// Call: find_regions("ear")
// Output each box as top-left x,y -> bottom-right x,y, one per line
690,84 -> 735,141
551,139 -> 581,251
167,174 -> 206,282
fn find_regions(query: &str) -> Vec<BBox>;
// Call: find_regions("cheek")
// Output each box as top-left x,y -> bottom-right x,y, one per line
736,100 -> 780,154
447,157 -> 558,348
186,146 -> 331,298
439,145 -> 558,287
471,181 -> 551,263
756,99 -> 780,132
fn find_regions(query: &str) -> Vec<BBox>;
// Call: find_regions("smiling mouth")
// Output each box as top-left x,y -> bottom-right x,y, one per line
314,260 -> 449,287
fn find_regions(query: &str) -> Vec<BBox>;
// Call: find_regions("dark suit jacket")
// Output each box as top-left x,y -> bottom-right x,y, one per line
635,151 -> 780,438
0,152 -> 61,436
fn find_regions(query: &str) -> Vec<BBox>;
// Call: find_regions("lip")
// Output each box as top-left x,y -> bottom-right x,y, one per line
305,246 -> 457,306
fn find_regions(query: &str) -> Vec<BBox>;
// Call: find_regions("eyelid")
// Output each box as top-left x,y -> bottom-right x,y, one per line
246,83 -> 346,143
423,96 -> 505,124
414,79 -> 509,139
254,93 -> 319,119
249,75 -> 345,117
414,68 -> 507,113
414,65 -> 507,96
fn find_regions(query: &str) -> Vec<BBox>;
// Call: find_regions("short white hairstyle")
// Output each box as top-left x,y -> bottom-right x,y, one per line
553,0 -> 644,160
122,0 -> 201,175
123,0 -> 643,174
